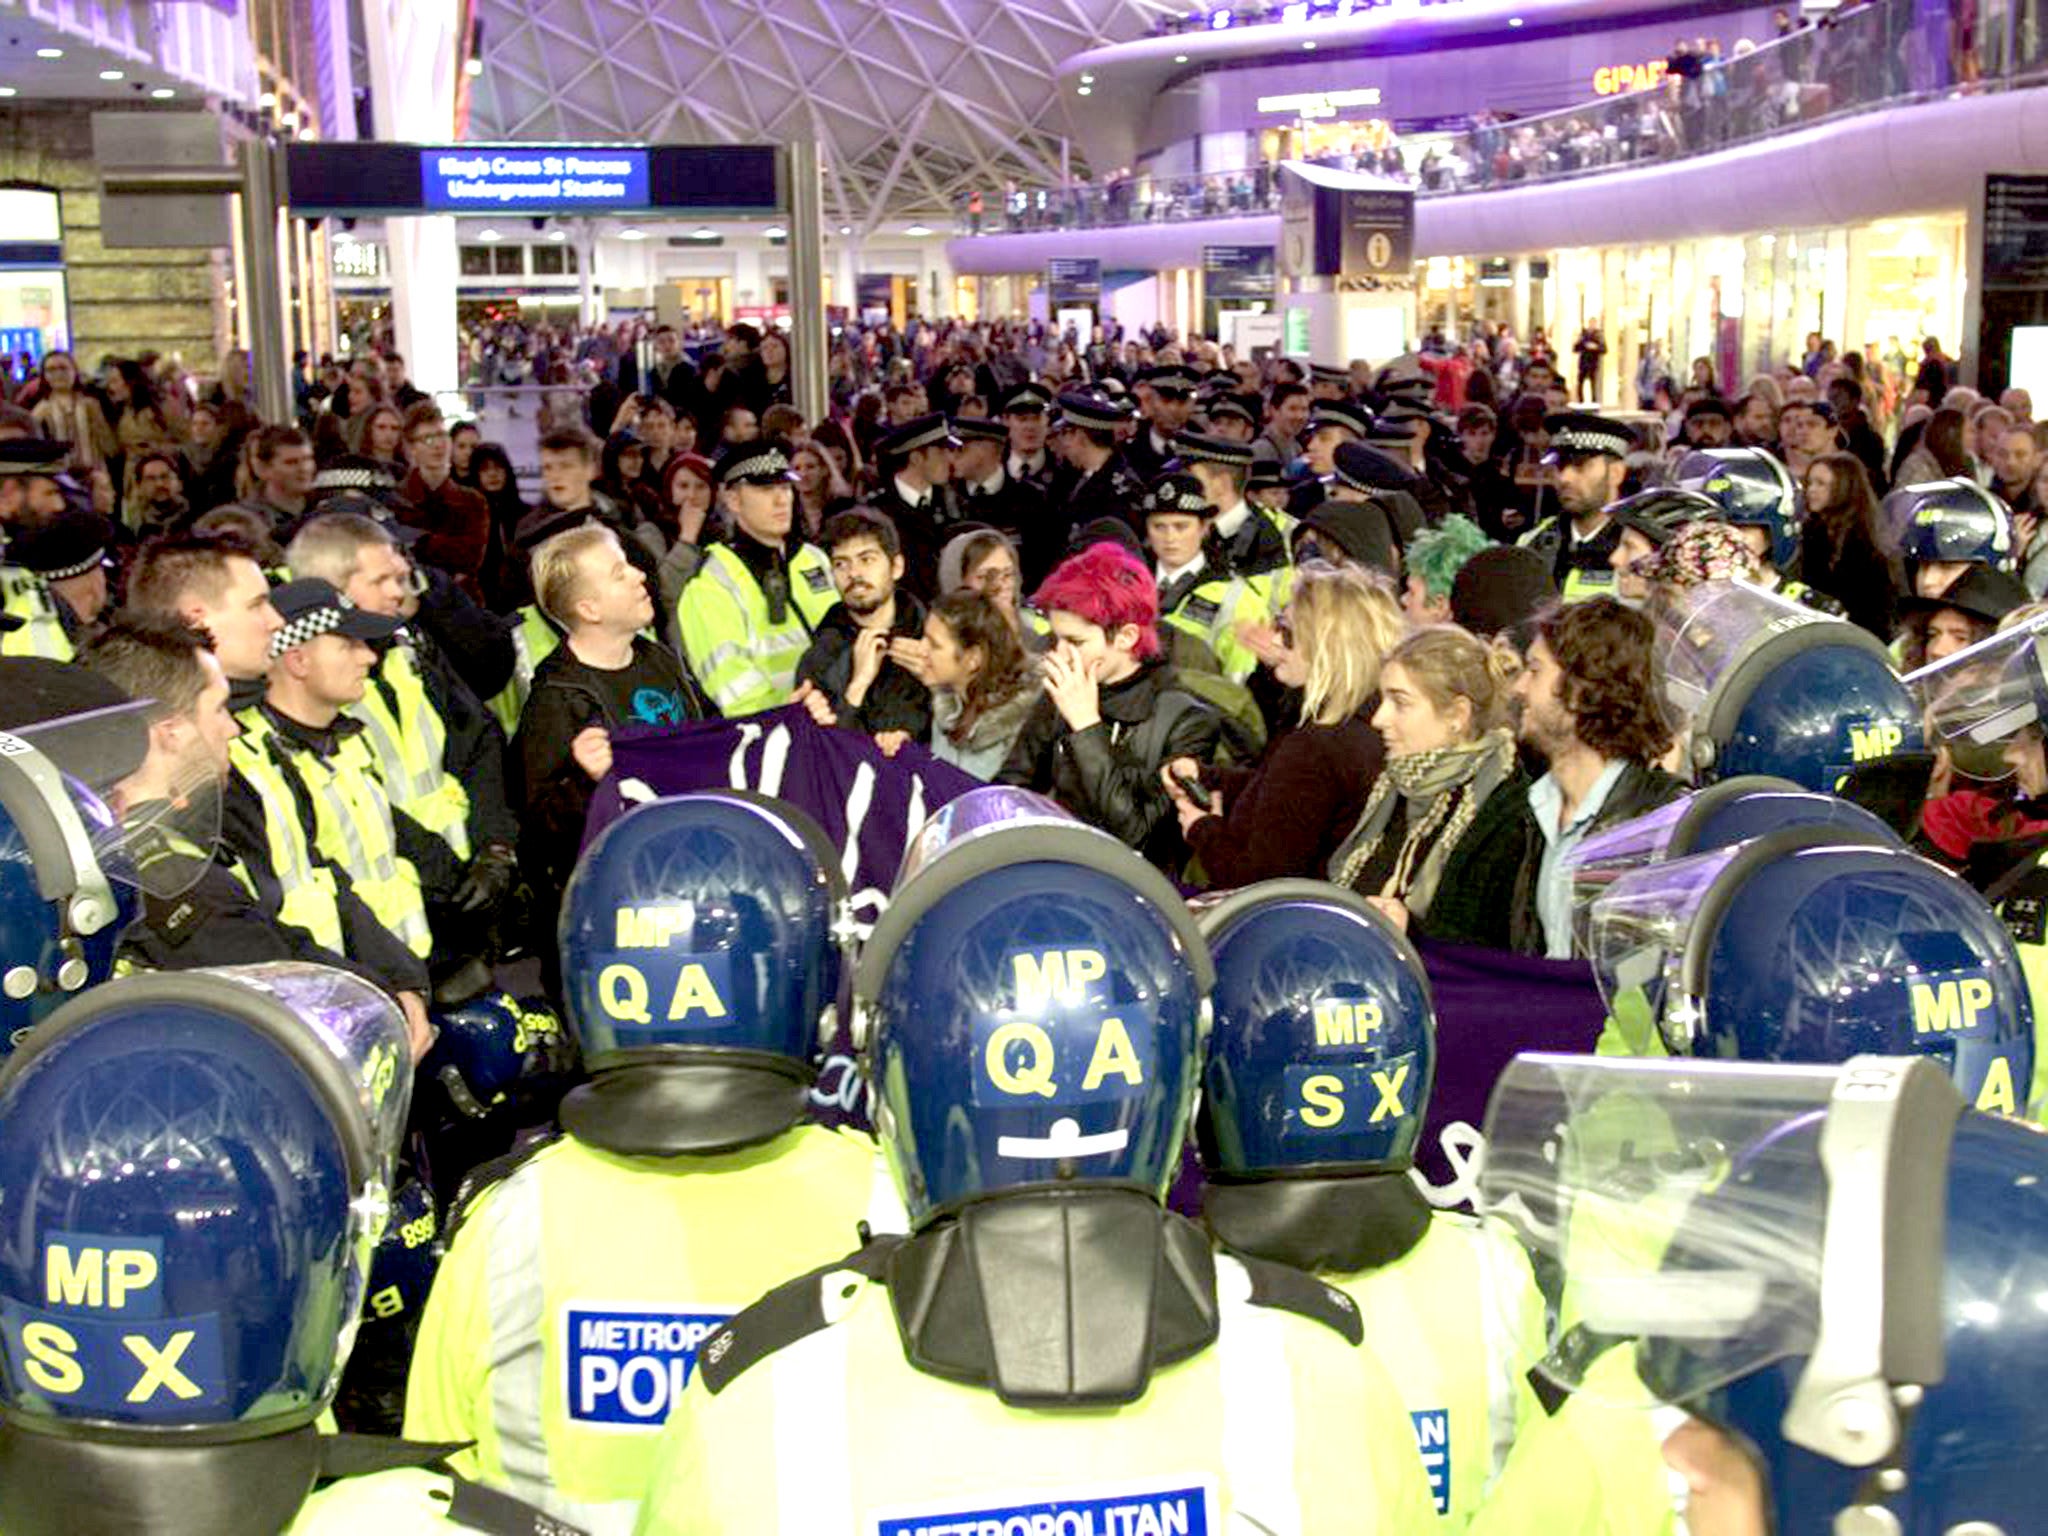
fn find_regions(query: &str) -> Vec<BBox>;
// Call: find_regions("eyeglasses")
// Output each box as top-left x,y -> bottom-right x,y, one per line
409,430 -> 450,446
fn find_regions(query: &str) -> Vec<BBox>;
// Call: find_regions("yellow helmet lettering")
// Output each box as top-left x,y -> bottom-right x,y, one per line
1080,1015 -> 1145,1091
598,964 -> 652,1025
1299,1073 -> 1346,1128
1369,1061 -> 1411,1122
1011,948 -> 1108,1010
665,962 -> 729,1020
21,1322 -> 82,1395
985,1022 -> 1058,1098
1977,1054 -> 2018,1117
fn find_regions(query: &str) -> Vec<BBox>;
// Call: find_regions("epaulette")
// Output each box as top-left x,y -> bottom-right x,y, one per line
1224,1248 -> 1364,1346
441,1128 -> 563,1247
697,1234 -> 904,1395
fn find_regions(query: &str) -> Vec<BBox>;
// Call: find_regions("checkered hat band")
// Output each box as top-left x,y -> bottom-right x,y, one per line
43,552 -> 104,582
725,450 -> 789,480
271,606 -> 343,658
313,465 -> 391,491
1314,406 -> 1365,430
1150,488 -> 1210,515
1554,427 -> 1629,455
1179,444 -> 1252,467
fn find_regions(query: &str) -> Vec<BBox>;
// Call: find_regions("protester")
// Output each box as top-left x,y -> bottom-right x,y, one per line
793,508 -> 933,753
924,588 -> 1040,777
1165,560 -> 1399,886
1329,623 -> 1530,946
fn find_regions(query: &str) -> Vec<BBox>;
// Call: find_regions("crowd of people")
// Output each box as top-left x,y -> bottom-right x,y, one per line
6,295 -> 2048,1532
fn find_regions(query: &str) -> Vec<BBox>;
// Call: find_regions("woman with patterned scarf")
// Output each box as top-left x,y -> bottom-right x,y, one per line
1327,623 -> 1532,947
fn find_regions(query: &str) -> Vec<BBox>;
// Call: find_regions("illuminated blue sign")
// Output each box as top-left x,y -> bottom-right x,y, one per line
419,148 -> 650,212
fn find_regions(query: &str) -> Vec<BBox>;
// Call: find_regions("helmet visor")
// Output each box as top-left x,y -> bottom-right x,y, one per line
1,702 -> 221,901
1480,1053 -> 1837,1406
1906,615 -> 2048,753
1585,844 -> 1746,1035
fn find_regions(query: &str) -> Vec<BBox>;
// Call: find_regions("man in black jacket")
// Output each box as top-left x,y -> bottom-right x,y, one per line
1049,388 -> 1148,537
997,542 -> 1222,868
794,508 -> 933,753
1509,597 -> 1685,956
866,413 -> 965,600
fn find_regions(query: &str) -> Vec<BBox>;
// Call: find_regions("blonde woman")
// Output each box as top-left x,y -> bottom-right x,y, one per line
1163,561 -> 1403,886
1327,622 -> 1530,946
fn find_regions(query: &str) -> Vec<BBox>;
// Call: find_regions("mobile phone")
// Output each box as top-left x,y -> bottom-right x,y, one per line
1174,771 -> 1214,812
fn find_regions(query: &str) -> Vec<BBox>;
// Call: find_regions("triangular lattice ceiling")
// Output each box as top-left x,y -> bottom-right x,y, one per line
463,0 -> 1181,229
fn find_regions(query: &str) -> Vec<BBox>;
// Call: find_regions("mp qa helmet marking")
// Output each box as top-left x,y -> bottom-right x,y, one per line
854,785 -> 1213,1229
559,789 -> 853,1154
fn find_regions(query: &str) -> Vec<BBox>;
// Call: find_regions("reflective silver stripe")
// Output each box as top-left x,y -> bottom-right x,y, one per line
1217,1263 -> 1303,1532
1471,1221 -> 1526,1492
484,1168 -> 551,1491
769,1281 -> 855,1536
476,1168 -> 641,1536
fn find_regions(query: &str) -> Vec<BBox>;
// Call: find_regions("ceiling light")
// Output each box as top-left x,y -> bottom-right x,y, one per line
690,226 -> 717,240
150,87 -> 175,99
1302,40 -> 1317,49
0,87 -> 15,98
618,228 -> 647,240
1508,15 -> 1523,23
257,90 -> 276,106
1077,85 -> 1092,95
36,47 -> 64,59
1080,73 -> 1095,84
99,69 -> 125,81
280,110 -> 299,128
546,228 -> 566,241
764,225 -> 787,239
1174,53 -> 1189,62
478,228 -> 502,242
839,225 -> 852,235
465,57 -> 484,76
906,224 -> 932,237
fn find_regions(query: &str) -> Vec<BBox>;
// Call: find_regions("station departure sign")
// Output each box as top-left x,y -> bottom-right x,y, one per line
285,143 -> 782,216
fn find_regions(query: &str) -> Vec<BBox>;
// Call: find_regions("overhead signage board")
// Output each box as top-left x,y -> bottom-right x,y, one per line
1048,257 -> 1103,308
1203,244 -> 1277,300
286,144 -> 781,216
420,148 -> 649,212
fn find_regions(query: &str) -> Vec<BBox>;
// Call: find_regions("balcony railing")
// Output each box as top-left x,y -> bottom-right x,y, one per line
958,0 -> 2046,235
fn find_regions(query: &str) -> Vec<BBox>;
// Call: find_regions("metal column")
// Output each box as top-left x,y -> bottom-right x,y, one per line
785,140 -> 828,425
238,139 -> 295,425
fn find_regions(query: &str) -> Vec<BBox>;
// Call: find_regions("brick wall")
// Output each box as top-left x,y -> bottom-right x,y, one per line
0,103 -> 229,375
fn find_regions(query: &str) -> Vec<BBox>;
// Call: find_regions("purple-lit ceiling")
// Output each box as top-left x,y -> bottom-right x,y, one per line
463,0 -> 1183,230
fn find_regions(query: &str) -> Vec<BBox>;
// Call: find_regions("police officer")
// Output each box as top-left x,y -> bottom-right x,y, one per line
1580,810 -> 2035,1118
1915,610 -> 2048,1118
1672,445 -> 1840,612
1195,881 -> 1544,1531
284,513 -> 520,988
7,510 -> 114,651
1047,387 -> 1147,535
633,789 -> 1439,1533
1885,475 -> 2018,600
866,411 -> 965,600
1000,380 -> 1059,493
0,440 -> 87,661
0,964 -> 569,1535
1478,1050 -> 2048,1536
224,579 -> 439,1006
675,441 -> 835,717
951,413 -> 1053,582
1290,397 -> 1373,520
1126,364 -> 1197,481
1143,472 -> 1270,681
1518,412 -> 1632,602
405,791 -> 889,1535
1171,428 -> 1290,578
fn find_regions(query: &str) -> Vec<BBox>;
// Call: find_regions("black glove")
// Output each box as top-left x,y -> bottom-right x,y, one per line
452,842 -> 517,912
